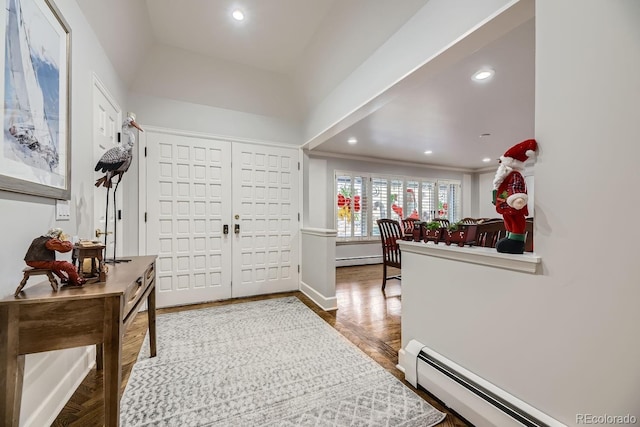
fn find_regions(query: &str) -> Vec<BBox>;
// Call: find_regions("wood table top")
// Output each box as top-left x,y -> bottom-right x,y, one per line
1,255 -> 157,305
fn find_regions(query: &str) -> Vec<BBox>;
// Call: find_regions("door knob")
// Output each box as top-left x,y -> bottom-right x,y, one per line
95,228 -> 113,238
223,224 -> 229,235
234,224 -> 240,234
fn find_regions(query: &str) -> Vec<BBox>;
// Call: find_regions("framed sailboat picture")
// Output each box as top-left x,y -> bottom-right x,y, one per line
0,0 -> 70,199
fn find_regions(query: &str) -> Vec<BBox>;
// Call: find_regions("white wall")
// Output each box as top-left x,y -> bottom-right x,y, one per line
128,92 -> 302,146
0,0 -> 129,425
132,45 -> 302,122
478,171 -> 498,218
401,0 -> 640,423
300,229 -> 337,310
462,174 -> 472,218
306,157 -> 328,228
335,241 -> 382,267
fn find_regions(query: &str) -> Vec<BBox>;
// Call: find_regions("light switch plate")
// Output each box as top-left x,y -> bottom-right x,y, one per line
56,200 -> 70,220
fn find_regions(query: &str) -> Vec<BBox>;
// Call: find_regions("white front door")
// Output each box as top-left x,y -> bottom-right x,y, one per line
231,143 -> 299,297
143,131 -> 299,308
145,132 -> 232,307
92,77 -> 121,256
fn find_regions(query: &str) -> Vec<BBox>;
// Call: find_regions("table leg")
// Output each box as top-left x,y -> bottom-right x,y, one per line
72,249 -> 78,271
78,256 -> 85,277
96,343 -> 104,371
147,285 -> 157,358
103,296 -> 123,427
0,305 -> 22,427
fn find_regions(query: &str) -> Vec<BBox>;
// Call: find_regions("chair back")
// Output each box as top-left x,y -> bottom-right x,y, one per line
525,217 -> 534,252
474,218 -> 505,248
431,218 -> 450,228
377,219 -> 402,268
401,218 -> 419,239
474,217 -> 534,252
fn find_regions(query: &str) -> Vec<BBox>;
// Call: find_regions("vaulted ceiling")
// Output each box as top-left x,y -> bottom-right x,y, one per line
75,0 -> 534,171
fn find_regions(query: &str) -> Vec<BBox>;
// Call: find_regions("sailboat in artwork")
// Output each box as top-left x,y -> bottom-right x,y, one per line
4,0 -> 59,172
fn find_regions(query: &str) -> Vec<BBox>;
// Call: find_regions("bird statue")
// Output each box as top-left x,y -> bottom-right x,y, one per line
95,114 -> 144,188
94,113 -> 143,263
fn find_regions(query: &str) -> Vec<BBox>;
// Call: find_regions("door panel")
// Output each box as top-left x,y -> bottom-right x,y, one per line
92,81 -> 120,256
231,143 -> 299,298
146,132 -> 232,307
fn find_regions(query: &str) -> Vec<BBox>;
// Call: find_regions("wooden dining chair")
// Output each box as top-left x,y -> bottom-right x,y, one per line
400,218 -> 419,240
376,219 -> 403,290
525,217 -> 534,252
475,218 -> 507,248
460,217 -> 478,225
431,218 -> 450,228
474,217 -> 534,252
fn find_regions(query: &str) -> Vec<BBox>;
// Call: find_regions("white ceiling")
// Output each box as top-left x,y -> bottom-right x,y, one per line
75,0 -> 534,171
313,19 -> 535,170
146,0 -> 338,74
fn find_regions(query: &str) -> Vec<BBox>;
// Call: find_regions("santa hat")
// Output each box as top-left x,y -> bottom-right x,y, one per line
500,139 -> 537,169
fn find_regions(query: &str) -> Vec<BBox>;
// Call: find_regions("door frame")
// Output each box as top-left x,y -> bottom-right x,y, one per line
92,73 -> 122,256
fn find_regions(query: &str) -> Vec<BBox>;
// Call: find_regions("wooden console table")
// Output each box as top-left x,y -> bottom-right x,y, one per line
0,255 -> 157,427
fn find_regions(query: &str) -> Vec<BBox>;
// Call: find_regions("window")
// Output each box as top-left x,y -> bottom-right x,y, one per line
336,174 -> 367,238
335,170 -> 461,240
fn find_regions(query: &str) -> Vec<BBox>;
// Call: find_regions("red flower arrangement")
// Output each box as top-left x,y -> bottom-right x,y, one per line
337,189 -> 360,220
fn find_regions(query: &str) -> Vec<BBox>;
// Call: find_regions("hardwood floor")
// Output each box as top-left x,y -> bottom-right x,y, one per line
52,264 -> 470,426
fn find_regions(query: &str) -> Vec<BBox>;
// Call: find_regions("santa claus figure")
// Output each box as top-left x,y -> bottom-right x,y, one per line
493,139 -> 537,254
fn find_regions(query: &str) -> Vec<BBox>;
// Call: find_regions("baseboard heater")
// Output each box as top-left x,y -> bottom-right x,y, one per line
335,255 -> 381,267
418,351 -> 546,427
399,340 -> 566,427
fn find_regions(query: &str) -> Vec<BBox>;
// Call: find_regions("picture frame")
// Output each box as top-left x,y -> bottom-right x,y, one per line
0,0 -> 71,200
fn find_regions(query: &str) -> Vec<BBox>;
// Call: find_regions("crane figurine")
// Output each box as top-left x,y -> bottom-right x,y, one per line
95,114 -> 143,188
94,113 -> 144,263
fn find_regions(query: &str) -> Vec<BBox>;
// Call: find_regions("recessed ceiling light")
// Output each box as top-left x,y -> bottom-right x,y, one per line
232,9 -> 245,21
482,157 -> 492,163
424,150 -> 433,155
347,137 -> 358,145
472,68 -> 494,81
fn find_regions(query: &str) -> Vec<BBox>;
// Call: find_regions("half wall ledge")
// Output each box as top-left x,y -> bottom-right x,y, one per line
398,241 -> 541,274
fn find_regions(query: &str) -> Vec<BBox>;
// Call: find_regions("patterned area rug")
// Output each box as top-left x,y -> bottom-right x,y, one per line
120,297 -> 445,426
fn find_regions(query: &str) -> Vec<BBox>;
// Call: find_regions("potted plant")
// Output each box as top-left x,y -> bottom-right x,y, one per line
423,221 -> 443,244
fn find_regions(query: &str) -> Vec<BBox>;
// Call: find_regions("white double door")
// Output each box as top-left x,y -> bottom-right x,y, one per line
144,131 -> 299,308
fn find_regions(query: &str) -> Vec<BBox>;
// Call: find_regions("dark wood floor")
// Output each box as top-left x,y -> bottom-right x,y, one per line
53,264 -> 470,426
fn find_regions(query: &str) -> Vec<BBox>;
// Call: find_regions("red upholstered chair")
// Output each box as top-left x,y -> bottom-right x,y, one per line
376,219 -> 402,290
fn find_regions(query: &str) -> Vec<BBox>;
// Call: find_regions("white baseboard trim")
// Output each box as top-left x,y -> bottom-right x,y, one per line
300,281 -> 337,311
23,346 -> 95,427
399,343 -> 566,427
336,255 -> 382,267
